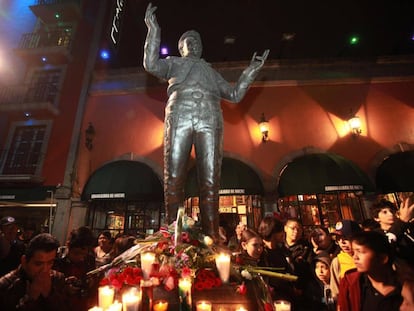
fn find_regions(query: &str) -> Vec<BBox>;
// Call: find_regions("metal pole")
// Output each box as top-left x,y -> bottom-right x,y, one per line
47,190 -> 54,233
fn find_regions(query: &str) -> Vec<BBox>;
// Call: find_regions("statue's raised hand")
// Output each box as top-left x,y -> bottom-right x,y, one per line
250,49 -> 270,70
145,3 -> 159,30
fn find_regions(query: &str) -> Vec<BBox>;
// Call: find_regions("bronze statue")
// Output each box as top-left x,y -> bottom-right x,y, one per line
144,3 -> 269,240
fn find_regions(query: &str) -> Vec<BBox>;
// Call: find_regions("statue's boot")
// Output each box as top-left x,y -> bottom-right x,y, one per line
200,203 -> 220,242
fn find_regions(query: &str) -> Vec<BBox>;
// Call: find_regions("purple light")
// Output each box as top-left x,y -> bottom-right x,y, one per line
41,56 -> 47,62
411,34 -> 414,41
161,46 -> 169,55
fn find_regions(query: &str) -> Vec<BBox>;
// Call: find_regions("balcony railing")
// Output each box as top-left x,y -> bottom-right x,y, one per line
30,0 -> 81,24
18,29 -> 72,50
33,0 -> 80,5
15,29 -> 73,64
0,84 -> 59,115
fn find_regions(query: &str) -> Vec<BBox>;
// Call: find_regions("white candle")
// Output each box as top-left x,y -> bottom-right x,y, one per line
196,300 -> 212,311
98,286 -> 114,310
236,307 -> 248,311
141,252 -> 156,279
215,253 -> 231,283
274,300 -> 291,311
88,307 -> 103,311
122,288 -> 141,311
178,277 -> 192,308
107,300 -> 122,311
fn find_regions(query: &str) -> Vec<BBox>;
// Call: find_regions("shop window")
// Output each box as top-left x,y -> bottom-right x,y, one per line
278,192 -> 366,235
185,194 -> 262,231
87,200 -> 163,238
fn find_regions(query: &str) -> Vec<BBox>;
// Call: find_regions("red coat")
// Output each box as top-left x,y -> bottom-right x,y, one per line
337,268 -> 361,311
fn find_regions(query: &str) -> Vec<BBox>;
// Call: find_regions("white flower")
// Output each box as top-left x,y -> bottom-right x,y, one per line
203,236 -> 214,246
241,269 -> 253,280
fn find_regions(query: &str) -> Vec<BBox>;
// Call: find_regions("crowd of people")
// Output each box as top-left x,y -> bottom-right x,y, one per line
229,193 -> 414,311
0,193 -> 412,310
0,220 -> 137,311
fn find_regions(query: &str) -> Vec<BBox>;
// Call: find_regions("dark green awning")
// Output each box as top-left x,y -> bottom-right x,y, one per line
81,160 -> 163,201
278,153 -> 375,196
376,150 -> 414,193
185,157 -> 264,197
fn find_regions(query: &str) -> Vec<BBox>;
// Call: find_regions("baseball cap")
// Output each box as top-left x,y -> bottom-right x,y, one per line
1,216 -> 16,226
334,220 -> 362,239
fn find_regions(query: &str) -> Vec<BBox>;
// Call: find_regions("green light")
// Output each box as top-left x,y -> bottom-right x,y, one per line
349,35 -> 359,45
55,13 -> 60,19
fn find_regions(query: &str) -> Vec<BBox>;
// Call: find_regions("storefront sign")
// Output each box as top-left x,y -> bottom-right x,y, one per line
324,185 -> 363,191
219,207 -> 235,213
91,193 -> 125,199
219,189 -> 245,195
0,195 -> 15,200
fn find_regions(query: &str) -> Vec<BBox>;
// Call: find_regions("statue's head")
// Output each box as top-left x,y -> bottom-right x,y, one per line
178,30 -> 202,58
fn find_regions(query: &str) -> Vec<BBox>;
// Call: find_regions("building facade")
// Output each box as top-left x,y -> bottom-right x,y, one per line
1,1 -> 413,243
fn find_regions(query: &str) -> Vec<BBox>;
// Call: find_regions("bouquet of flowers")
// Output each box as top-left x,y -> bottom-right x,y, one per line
100,265 -> 143,290
93,210 -> 298,311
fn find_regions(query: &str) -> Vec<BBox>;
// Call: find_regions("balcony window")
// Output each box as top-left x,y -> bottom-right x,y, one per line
1,121 -> 52,176
25,68 -> 61,104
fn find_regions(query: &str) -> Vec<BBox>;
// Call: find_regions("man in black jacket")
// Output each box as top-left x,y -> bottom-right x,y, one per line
0,233 -> 70,311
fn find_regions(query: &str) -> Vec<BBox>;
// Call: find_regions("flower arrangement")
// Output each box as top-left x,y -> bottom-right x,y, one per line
93,211 -> 298,311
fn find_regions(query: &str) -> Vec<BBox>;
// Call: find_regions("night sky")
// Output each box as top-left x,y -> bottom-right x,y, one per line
102,0 -> 414,68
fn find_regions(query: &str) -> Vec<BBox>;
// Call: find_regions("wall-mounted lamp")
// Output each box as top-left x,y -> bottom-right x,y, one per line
85,122 -> 95,151
259,113 -> 269,142
348,115 -> 362,136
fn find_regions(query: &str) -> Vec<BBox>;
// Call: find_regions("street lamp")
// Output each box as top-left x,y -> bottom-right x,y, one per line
85,122 -> 95,151
348,115 -> 362,136
259,113 -> 269,142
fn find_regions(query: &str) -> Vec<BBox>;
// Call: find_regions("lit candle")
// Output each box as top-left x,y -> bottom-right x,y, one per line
107,300 -> 122,311
153,299 -> 169,311
98,286 -> 115,310
88,307 -> 103,311
178,277 -> 192,311
141,252 -> 156,279
274,300 -> 291,311
122,288 -> 141,311
196,300 -> 212,311
215,253 -> 231,283
235,307 -> 248,311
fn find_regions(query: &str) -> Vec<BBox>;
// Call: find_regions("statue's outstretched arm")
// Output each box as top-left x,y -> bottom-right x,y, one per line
222,49 -> 269,103
143,3 -> 162,73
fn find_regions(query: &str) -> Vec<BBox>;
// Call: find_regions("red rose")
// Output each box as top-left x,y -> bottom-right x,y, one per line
110,279 -> 123,290
191,239 -> 200,246
132,267 -> 142,277
236,282 -> 247,295
181,267 -> 191,278
264,302 -> 273,311
181,232 -> 190,243
214,278 -> 222,287
195,281 -> 205,291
